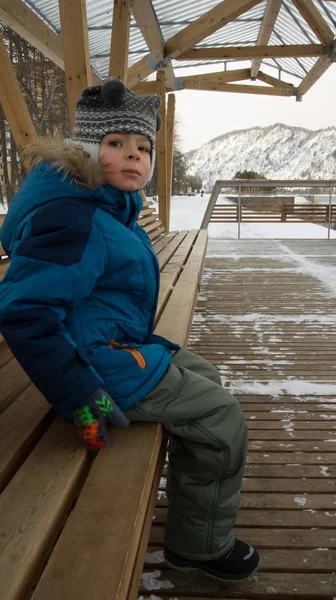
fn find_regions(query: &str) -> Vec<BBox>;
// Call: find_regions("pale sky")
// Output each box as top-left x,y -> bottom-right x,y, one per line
175,63 -> 336,153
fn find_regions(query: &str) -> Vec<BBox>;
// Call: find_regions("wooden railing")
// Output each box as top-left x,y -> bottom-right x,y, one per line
210,203 -> 336,224
201,179 -> 336,238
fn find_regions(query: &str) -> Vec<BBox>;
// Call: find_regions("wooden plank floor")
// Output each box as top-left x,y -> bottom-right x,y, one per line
140,239 -> 336,600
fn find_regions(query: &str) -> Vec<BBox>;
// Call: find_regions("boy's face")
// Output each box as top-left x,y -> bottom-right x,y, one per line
99,132 -> 151,191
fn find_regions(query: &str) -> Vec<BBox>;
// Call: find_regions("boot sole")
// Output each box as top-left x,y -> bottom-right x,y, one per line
165,557 -> 260,582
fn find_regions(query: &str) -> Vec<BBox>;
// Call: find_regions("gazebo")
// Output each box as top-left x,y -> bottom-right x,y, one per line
0,2 -> 336,599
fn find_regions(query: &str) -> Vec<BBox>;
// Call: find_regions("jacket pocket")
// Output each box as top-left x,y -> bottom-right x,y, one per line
108,339 -> 147,369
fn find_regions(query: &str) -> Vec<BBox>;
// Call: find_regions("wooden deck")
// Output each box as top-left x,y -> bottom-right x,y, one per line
140,239 -> 336,600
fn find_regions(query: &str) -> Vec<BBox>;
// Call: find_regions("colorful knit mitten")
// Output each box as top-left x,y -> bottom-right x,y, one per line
73,387 -> 129,450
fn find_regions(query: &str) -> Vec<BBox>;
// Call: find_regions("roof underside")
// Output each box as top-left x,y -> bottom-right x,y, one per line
16,0 -> 336,86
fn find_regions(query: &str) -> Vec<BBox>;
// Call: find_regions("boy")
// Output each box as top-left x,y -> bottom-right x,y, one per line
0,77 -> 259,581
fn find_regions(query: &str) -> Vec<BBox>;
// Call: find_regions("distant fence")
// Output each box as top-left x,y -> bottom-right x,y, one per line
201,179 -> 336,239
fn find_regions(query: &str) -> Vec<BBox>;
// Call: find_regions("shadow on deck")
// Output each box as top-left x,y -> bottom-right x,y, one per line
140,238 -> 336,600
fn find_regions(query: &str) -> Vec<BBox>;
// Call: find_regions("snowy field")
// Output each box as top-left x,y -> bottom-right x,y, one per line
167,193 -> 336,240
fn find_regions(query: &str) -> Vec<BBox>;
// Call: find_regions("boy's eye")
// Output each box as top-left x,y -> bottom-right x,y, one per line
139,146 -> 150,153
109,140 -> 122,147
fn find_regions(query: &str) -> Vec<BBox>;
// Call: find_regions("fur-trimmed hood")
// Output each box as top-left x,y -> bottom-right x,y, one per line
1,138 -> 143,256
22,138 -> 105,188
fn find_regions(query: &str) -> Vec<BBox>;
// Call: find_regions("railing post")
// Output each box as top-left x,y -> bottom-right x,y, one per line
201,182 -> 221,229
327,183 -> 332,240
238,182 -> 241,239
281,204 -> 287,222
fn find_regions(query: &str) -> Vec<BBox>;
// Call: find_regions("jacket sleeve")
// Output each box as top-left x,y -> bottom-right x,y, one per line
0,200 -> 107,414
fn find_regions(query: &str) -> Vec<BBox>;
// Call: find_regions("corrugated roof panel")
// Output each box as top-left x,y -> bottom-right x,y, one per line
16,1 -> 336,84
314,0 -> 336,34
198,20 -> 261,46
153,0 -> 222,23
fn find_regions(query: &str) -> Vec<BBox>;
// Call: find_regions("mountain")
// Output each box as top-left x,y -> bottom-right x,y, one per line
185,123 -> 336,189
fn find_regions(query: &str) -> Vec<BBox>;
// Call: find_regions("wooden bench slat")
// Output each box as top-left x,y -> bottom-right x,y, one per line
31,423 -> 162,600
147,226 -> 165,242
0,418 -> 88,600
0,358 -> 31,412
155,231 -> 208,345
0,386 -> 52,492
137,214 -> 160,228
152,231 -> 177,254
155,271 -> 179,324
138,207 -> 157,218
143,219 -> 164,234
123,439 -> 167,600
0,341 -> 13,370
157,230 -> 188,270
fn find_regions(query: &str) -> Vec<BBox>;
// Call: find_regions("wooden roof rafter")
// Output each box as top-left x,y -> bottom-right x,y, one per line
0,0 -> 64,69
109,0 -> 131,82
177,43 -> 327,60
130,0 -> 176,91
250,0 -> 283,78
127,0 -> 264,88
297,45 -> 335,95
59,0 -> 92,132
0,0 -> 334,104
181,67 -> 295,96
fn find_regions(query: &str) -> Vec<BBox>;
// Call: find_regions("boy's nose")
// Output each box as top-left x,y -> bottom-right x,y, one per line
126,146 -> 140,159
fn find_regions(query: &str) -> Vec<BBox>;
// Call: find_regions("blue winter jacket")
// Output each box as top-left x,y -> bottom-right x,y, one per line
0,140 -> 178,417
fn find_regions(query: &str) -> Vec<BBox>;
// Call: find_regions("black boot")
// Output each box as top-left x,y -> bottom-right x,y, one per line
165,538 -> 260,581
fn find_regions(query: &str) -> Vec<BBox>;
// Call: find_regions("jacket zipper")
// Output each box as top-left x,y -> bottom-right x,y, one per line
108,339 -> 147,369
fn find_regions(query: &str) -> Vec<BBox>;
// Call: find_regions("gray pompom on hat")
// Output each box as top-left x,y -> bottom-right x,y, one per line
72,77 -> 161,185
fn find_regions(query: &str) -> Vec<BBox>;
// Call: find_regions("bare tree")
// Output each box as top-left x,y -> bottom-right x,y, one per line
0,23 -> 69,206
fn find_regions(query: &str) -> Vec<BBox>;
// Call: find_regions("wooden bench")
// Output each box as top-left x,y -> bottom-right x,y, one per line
0,198 -> 208,600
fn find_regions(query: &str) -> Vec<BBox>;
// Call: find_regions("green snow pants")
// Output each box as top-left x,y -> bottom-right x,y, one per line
125,348 -> 248,561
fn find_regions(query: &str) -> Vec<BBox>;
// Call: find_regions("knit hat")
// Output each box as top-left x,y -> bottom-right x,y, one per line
73,77 -> 161,185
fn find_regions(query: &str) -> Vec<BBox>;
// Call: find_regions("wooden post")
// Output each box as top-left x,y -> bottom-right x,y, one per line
59,0 -> 92,134
109,0 -> 131,83
0,33 -> 37,150
156,71 -> 168,231
166,94 -> 176,232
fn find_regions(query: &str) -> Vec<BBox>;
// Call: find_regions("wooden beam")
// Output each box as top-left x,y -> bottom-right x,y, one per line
297,54 -> 332,95
256,70 -> 293,92
132,81 -> 157,95
183,79 -> 295,96
291,0 -> 335,45
59,0 -> 92,134
165,0 -> 263,58
0,0 -> 64,69
156,72 -> 168,231
109,0 -> 131,82
178,44 -> 327,60
251,0 -> 282,78
128,0 -> 263,86
132,81 -> 157,94
182,68 -> 252,87
166,94 -> 175,231
0,33 -> 37,150
131,0 -> 164,62
130,0 -> 176,91
128,56 -> 153,88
